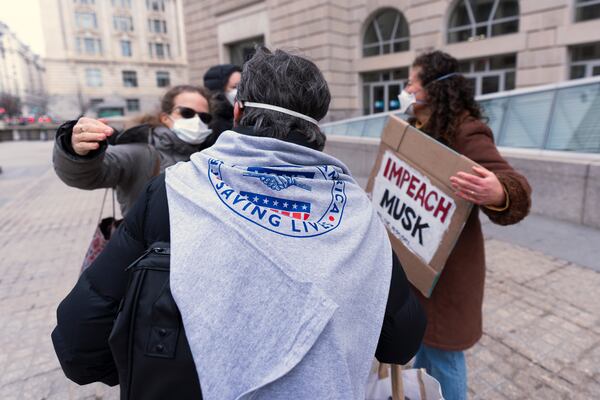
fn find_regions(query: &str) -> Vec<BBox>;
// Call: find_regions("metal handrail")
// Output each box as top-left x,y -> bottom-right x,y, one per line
476,75 -> 600,101
321,111 -> 403,128
320,76 -> 600,153
322,76 -> 600,128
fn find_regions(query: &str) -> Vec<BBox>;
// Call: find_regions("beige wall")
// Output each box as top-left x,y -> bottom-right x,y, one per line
184,0 -> 600,121
183,0 -> 361,120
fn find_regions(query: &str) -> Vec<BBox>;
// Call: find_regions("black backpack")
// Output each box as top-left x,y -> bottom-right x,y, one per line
108,242 -> 203,399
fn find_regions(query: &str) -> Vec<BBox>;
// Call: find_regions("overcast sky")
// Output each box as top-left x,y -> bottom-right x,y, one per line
0,0 -> 45,56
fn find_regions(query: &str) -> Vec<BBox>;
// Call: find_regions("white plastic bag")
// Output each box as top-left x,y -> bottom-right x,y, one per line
365,362 -> 395,399
365,361 -> 444,400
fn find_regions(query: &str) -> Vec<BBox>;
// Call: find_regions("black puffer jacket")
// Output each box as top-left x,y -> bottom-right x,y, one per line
52,146 -> 427,393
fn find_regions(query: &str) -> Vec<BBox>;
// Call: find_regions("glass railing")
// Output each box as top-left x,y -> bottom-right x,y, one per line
321,111 -> 405,138
321,76 -> 600,153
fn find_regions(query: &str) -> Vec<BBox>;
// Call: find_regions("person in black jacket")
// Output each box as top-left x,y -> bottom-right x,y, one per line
52,172 -> 425,387
202,64 -> 242,141
52,49 -> 426,398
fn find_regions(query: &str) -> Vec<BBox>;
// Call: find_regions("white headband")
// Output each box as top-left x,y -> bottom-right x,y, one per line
241,101 -> 320,126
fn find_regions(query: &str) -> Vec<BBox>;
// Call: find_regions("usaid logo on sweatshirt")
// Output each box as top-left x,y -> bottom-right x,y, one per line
208,158 -> 347,238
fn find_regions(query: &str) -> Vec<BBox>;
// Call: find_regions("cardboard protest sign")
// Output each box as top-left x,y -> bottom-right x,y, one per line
366,115 -> 477,298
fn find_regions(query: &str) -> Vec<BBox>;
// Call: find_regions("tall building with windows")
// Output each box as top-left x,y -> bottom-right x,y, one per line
41,0 -> 188,120
183,0 -> 600,121
0,22 -> 46,116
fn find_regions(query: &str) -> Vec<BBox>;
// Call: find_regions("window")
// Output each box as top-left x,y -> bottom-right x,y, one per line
448,0 -> 519,44
363,9 -> 410,57
156,71 -> 170,87
228,36 -> 264,66
146,0 -> 165,12
76,37 -> 102,55
85,68 -> 102,87
120,40 -> 132,57
122,70 -> 138,87
113,16 -> 134,32
575,0 -> 600,22
112,0 -> 132,7
148,42 -> 170,59
126,99 -> 140,112
148,19 -> 167,33
570,43 -> 600,79
362,68 -> 408,115
458,54 -> 516,96
74,0 -> 95,4
75,12 -> 97,29
90,98 -> 103,109
98,107 -> 125,118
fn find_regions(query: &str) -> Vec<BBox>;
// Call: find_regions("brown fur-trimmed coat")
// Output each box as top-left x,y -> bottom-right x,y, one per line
416,116 -> 532,351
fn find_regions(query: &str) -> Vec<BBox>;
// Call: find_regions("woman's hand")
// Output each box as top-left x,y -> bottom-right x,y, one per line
71,117 -> 114,156
450,166 -> 506,207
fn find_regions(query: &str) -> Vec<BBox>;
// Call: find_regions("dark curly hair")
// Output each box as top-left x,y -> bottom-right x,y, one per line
411,51 -> 484,145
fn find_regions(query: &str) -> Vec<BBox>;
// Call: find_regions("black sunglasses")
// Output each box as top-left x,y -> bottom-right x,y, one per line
173,106 -> 212,124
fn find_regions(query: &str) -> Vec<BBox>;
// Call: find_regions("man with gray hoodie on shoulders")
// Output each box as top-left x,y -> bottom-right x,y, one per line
52,47 -> 426,400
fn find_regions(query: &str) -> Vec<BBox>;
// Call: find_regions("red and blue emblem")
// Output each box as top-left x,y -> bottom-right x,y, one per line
208,158 -> 347,238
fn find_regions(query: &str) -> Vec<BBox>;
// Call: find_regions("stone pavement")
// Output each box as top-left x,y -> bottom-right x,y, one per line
0,142 -> 118,400
482,214 -> 600,273
0,141 -> 598,399
466,240 -> 599,399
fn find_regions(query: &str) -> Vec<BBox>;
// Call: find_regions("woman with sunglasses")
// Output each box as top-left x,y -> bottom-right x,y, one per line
53,85 -> 213,216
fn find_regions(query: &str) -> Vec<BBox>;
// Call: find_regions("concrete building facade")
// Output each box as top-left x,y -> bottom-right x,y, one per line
0,22 -> 46,117
182,0 -> 600,121
41,0 -> 189,120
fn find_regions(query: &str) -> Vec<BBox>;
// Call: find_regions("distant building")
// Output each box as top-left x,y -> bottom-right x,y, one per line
0,21 -> 46,116
40,0 -> 188,120
183,0 -> 600,121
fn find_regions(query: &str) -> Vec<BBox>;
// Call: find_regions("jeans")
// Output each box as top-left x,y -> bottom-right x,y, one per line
413,344 -> 467,400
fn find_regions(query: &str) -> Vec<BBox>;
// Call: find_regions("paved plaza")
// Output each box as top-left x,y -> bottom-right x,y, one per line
0,141 -> 598,399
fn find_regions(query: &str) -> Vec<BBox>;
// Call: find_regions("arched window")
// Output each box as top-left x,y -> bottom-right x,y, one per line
448,0 -> 519,44
363,9 -> 410,57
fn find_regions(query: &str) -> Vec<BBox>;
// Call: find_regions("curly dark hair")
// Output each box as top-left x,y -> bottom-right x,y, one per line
412,51 -> 484,145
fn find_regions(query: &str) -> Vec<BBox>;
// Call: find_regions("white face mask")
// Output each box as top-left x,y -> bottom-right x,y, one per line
398,90 -> 426,116
171,115 -> 212,145
225,88 -> 237,106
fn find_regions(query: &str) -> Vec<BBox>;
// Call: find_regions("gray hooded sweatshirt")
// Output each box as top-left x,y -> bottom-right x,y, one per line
165,130 -> 393,400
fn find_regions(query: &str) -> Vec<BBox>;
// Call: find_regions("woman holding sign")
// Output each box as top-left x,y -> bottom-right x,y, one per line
397,50 -> 531,400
